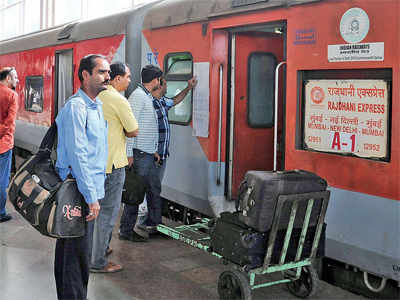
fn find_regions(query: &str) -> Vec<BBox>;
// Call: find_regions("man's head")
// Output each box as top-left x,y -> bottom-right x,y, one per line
109,62 -> 131,92
0,67 -> 19,90
152,77 -> 167,100
78,54 -> 110,99
141,65 -> 163,92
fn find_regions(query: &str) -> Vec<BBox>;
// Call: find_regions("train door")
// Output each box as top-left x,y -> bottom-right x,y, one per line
54,49 -> 74,115
227,30 -> 284,200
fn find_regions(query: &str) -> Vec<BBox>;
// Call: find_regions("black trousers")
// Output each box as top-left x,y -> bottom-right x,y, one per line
54,221 -> 93,300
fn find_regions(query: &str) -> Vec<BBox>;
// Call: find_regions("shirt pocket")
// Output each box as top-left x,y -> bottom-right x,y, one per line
86,109 -> 101,141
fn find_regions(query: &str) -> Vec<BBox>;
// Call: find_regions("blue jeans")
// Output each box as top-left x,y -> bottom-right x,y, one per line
137,159 -> 166,226
90,167 -> 125,269
120,149 -> 161,235
0,149 -> 12,216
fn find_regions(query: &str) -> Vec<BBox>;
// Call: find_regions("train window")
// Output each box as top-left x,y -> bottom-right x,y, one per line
247,52 -> 277,128
25,76 -> 44,113
167,60 -> 192,75
164,52 -> 193,125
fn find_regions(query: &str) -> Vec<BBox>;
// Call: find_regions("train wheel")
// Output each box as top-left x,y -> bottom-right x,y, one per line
286,265 -> 319,298
218,270 -> 251,300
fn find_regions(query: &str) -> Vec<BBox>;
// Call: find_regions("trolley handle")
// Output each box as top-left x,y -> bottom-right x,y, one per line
263,190 -> 330,270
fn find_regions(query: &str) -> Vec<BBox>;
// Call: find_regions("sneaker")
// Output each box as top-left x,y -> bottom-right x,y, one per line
119,231 -> 148,242
0,214 -> 12,223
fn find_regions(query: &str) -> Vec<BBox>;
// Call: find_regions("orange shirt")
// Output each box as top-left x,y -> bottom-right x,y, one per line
0,84 -> 18,154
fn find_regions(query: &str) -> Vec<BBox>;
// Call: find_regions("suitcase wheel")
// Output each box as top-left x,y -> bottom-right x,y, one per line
218,270 -> 251,300
286,265 -> 319,298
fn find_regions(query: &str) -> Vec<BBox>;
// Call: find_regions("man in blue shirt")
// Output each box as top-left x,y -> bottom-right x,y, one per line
54,54 -> 110,300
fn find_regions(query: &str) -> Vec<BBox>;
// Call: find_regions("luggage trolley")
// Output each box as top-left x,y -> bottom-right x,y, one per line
157,190 -> 330,299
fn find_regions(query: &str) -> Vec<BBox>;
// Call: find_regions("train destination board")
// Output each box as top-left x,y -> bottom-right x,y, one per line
304,79 -> 389,159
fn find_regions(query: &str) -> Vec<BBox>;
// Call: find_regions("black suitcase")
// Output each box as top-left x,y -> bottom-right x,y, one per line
238,170 -> 327,232
209,212 -> 268,269
209,212 -> 326,269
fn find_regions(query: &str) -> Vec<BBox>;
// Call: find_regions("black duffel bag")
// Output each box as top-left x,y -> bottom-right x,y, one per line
8,123 -> 86,238
121,166 -> 147,206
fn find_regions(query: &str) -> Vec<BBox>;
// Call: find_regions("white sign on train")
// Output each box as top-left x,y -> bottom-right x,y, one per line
304,79 -> 388,158
328,42 -> 384,62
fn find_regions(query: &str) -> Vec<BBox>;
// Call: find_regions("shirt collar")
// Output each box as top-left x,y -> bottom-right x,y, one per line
78,88 -> 102,107
139,83 -> 151,96
106,85 -> 118,93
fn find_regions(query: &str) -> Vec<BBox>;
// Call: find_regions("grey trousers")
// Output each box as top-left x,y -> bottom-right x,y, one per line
90,167 -> 125,269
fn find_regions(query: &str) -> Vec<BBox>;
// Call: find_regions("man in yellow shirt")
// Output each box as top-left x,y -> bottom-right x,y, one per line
90,62 -> 138,273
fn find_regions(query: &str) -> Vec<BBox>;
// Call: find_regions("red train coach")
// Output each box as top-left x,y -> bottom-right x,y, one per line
142,0 -> 399,291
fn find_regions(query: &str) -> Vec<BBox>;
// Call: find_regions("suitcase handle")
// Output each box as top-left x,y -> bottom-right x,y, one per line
242,187 -> 254,216
237,181 -> 245,211
237,180 -> 248,211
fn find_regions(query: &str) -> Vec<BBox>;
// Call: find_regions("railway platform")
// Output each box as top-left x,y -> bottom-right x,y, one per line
0,201 -> 365,300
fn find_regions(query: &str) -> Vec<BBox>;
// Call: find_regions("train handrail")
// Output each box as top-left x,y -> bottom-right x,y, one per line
217,64 -> 223,185
363,271 -> 387,293
274,61 -> 286,172
227,34 -> 236,200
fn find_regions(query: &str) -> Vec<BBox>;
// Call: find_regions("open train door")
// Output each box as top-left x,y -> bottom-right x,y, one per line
227,26 -> 285,200
54,49 -> 74,116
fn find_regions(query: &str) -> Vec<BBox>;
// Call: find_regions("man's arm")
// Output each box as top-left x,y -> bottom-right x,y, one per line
116,97 -> 139,138
126,91 -> 143,158
125,129 -> 138,138
0,92 -> 18,145
60,101 -> 98,205
172,77 -> 197,106
126,90 -> 144,167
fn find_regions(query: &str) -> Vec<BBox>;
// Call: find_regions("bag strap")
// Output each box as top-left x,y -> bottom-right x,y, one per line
237,180 -> 255,213
20,185 -> 45,211
38,122 -> 58,155
236,180 -> 248,211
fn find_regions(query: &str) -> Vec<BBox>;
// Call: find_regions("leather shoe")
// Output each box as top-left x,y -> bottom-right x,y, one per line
147,225 -> 158,234
135,223 -> 147,231
136,224 -> 158,234
119,231 -> 148,242
0,214 -> 12,223
90,261 -> 123,273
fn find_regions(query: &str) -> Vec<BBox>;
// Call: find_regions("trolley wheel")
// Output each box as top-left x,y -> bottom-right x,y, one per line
218,270 -> 252,300
286,265 -> 319,298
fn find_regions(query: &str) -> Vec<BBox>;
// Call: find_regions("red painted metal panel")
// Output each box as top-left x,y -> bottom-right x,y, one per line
282,0 -> 399,201
199,0 -> 398,200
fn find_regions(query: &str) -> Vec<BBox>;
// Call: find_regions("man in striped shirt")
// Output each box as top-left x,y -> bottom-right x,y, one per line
137,76 -> 197,231
119,65 -> 162,242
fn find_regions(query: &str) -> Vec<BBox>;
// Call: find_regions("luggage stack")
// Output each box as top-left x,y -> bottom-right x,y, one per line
209,170 -> 328,269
